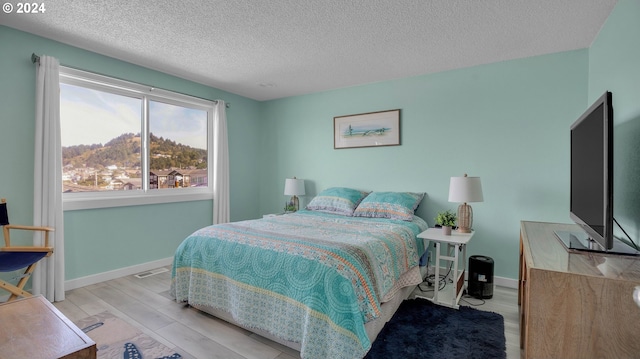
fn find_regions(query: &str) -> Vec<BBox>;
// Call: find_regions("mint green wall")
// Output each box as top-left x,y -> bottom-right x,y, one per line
260,51 -> 589,280
0,26 -> 262,280
589,0 -> 640,247
3,0 -> 635,285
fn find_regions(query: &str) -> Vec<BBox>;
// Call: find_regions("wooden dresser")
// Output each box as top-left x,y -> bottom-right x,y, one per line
0,295 -> 96,359
519,221 -> 640,359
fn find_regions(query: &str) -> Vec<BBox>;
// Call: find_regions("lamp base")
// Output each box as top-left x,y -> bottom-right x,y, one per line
292,195 -> 299,211
457,203 -> 473,233
285,196 -> 299,212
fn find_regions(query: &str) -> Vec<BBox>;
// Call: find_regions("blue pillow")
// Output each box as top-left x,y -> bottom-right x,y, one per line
306,187 -> 370,216
353,191 -> 425,221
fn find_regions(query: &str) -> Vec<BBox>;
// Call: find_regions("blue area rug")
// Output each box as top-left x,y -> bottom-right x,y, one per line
365,299 -> 506,359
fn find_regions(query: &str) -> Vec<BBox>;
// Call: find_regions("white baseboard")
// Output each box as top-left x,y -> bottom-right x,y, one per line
65,257 -> 174,291
6,258 -> 516,302
494,275 -> 518,289
63,258 -> 518,293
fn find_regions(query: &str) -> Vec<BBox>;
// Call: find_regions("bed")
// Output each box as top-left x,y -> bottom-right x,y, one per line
171,189 -> 428,359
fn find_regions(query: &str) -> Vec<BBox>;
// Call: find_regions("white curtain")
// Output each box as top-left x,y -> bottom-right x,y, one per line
212,100 -> 230,224
33,55 -> 65,302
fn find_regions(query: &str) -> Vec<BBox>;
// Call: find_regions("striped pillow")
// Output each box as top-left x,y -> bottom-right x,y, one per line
353,191 -> 425,221
306,187 -> 370,216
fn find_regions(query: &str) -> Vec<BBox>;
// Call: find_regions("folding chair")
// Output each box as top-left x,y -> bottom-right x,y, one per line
0,198 -> 54,302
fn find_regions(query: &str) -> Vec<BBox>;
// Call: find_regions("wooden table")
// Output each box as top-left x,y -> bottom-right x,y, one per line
519,221 -> 640,359
0,295 -> 96,359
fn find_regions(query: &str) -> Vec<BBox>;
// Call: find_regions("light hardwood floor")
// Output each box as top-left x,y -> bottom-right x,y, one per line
54,266 -> 520,359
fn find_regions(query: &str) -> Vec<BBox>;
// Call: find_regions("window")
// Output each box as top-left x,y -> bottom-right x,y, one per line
60,68 -> 214,210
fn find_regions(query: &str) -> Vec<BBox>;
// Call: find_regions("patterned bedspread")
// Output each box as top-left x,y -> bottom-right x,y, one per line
170,210 -> 428,359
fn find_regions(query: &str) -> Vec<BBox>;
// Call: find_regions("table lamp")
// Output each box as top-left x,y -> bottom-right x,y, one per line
448,174 -> 483,233
284,177 -> 305,211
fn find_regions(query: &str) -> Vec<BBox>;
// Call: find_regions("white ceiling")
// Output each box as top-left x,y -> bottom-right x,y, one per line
0,0 -> 616,101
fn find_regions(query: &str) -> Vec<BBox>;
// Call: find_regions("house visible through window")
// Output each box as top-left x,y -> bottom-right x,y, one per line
59,67 -> 214,209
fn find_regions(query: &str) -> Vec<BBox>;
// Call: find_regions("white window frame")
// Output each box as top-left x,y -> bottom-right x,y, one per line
60,67 -> 214,211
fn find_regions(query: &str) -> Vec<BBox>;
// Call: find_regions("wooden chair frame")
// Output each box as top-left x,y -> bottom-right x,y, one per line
0,198 -> 54,302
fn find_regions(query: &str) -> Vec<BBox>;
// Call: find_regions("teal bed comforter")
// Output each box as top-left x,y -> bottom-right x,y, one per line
171,210 -> 427,359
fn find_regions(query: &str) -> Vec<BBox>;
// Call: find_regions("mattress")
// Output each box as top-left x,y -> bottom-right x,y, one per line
171,210 -> 428,359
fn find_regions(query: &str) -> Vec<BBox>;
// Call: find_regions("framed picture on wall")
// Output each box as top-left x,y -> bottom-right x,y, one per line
334,109 -> 401,149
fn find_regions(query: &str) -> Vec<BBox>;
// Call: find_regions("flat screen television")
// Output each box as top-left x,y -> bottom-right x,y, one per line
555,91 -> 638,255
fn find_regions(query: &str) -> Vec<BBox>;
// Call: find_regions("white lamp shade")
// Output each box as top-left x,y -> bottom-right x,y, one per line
448,176 -> 483,203
284,178 -> 305,196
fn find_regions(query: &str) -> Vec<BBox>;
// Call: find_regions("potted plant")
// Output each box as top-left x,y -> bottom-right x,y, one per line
435,210 -> 457,235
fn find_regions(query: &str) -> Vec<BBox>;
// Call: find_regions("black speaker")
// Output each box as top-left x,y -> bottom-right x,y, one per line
468,255 -> 494,299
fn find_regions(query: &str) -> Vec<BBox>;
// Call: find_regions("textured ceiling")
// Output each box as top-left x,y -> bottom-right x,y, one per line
0,0 -> 616,101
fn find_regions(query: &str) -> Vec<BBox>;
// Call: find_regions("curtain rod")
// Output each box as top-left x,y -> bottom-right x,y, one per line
30,53 -> 230,108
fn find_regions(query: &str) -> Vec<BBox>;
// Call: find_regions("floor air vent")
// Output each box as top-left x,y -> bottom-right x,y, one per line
134,267 -> 169,279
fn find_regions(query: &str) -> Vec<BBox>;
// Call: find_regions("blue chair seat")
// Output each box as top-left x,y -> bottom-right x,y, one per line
0,251 -> 48,272
0,199 -> 54,301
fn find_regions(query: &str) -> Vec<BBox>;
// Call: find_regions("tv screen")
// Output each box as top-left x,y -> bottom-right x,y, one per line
569,91 -> 613,250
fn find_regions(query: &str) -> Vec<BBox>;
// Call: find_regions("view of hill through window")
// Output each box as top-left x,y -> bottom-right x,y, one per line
60,82 -> 208,193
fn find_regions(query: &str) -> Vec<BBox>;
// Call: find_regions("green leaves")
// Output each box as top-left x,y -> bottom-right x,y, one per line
435,210 -> 457,227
